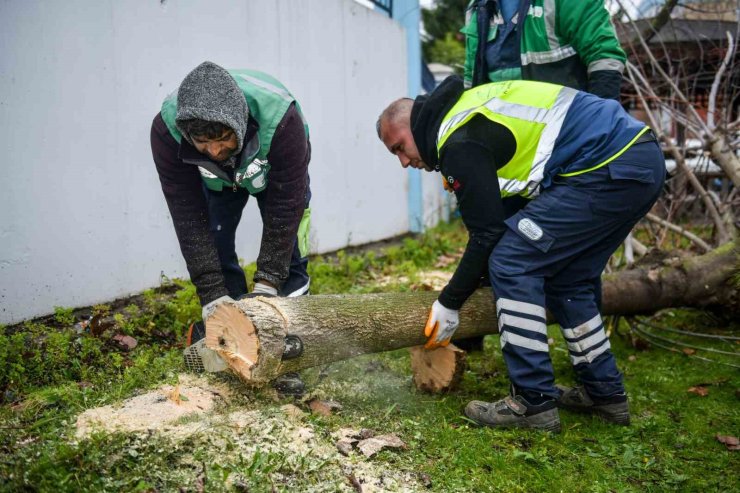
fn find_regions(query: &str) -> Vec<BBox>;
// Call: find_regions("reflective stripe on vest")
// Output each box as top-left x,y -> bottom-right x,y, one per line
437,80 -> 577,197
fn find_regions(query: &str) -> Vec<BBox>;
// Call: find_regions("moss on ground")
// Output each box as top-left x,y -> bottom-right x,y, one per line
1,220 -> 737,492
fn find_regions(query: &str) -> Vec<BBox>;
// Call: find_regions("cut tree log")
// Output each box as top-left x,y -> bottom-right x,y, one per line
409,344 -> 467,393
205,241 -> 737,385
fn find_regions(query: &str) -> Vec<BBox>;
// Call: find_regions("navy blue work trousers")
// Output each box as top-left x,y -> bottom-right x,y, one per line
489,140 -> 665,400
203,181 -> 311,298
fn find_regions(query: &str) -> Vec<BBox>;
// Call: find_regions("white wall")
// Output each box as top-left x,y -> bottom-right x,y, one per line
421,171 -> 453,229
0,0 -> 409,324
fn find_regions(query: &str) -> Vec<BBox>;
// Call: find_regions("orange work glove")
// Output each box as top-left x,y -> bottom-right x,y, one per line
423,300 -> 460,350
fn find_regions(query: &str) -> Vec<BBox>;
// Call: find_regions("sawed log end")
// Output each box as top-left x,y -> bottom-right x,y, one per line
205,302 -> 259,380
409,344 -> 467,393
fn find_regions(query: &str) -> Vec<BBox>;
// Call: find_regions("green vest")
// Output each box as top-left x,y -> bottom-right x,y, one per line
437,80 -> 576,198
160,69 -> 308,192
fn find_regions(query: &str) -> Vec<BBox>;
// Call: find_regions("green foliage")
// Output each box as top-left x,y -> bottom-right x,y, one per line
422,0 -> 468,65
53,306 -> 76,326
422,0 -> 469,51
427,32 -> 466,72
0,281 -> 198,400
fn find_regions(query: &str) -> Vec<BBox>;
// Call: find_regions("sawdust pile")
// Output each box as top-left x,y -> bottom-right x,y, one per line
74,374 -> 422,491
75,374 -> 231,437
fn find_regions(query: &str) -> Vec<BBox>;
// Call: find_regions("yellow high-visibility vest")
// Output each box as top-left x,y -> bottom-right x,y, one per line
437,80 -> 577,198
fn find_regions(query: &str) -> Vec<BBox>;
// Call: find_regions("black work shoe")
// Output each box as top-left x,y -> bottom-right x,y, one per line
464,395 -> 561,432
273,372 -> 306,398
556,385 -> 630,426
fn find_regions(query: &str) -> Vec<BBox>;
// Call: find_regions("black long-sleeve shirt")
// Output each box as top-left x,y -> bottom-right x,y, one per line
437,115 -> 517,310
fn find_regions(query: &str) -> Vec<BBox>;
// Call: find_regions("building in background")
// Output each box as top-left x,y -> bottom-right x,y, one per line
0,0 -> 436,324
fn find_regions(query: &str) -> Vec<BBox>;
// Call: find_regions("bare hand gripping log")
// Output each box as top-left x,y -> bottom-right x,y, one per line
206,242 -> 737,385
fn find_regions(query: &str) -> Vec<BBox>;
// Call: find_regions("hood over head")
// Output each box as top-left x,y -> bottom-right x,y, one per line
411,75 -> 465,171
175,61 -> 249,155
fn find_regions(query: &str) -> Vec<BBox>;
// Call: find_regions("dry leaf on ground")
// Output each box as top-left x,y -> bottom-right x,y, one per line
716,434 -> 739,451
112,334 -> 138,351
280,404 -> 306,419
308,399 -> 343,416
687,386 -> 709,397
337,440 -> 354,456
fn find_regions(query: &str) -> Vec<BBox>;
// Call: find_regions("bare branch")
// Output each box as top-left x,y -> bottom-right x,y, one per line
631,235 -> 648,257
635,0 -> 680,44
618,4 -> 713,136
623,233 -> 635,267
707,32 -> 735,130
625,65 -> 730,244
645,213 -> 712,252
625,63 -> 703,133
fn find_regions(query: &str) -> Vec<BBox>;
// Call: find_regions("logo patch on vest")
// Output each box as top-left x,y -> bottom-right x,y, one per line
517,218 -> 543,241
198,167 -> 217,179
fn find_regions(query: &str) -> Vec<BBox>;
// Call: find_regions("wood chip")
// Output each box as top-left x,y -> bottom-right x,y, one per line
280,404 -> 306,419
356,433 -> 407,458
168,384 -> 181,405
336,440 -> 354,456
409,345 -> 467,393
307,399 -> 342,416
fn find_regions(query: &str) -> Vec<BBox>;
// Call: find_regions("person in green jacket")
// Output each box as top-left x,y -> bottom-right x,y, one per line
151,62 -> 311,395
462,0 -> 626,99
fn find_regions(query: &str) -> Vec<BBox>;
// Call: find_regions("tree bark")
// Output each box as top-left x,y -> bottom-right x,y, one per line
707,134 -> 740,190
206,242 -> 738,384
600,240 -> 737,315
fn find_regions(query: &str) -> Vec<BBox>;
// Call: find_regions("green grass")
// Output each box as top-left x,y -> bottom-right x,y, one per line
1,220 -> 737,492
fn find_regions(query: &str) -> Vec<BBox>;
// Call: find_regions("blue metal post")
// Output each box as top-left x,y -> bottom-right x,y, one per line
391,0 -> 423,232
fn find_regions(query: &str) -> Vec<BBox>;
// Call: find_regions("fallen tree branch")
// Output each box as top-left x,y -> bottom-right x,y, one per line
206,242 -> 737,384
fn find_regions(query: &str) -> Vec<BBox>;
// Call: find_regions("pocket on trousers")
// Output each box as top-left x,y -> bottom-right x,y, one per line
590,163 -> 658,217
607,162 -> 656,184
504,214 -> 555,253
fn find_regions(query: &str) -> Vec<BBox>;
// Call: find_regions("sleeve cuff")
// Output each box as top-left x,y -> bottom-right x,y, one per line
438,289 -> 466,311
254,271 -> 283,288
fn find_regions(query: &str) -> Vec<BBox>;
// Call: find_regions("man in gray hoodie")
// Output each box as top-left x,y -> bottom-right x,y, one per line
151,62 -> 311,392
